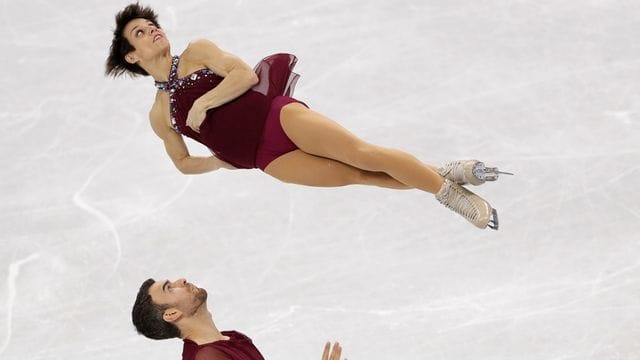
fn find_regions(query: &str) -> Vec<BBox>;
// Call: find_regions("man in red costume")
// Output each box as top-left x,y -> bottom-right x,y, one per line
132,278 -> 345,360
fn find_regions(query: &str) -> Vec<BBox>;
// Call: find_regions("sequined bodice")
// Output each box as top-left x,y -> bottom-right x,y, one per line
152,53 -> 301,169
155,56 -> 217,132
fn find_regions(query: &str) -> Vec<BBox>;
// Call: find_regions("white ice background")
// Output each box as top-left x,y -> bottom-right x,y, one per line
1,1 -> 639,359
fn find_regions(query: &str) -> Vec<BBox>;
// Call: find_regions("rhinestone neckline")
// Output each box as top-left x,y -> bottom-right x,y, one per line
153,56 -> 216,133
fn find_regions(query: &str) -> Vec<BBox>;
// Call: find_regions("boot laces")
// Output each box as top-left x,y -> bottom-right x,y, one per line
440,182 -> 480,220
440,161 -> 468,183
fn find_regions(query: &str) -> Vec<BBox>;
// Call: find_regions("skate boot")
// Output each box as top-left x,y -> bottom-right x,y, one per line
435,179 -> 499,230
437,160 -> 513,186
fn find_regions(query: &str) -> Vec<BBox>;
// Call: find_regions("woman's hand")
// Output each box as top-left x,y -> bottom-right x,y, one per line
186,100 -> 207,133
321,342 -> 345,360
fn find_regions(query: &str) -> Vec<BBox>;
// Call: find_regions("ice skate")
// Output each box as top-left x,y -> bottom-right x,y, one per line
435,179 -> 498,230
437,160 -> 513,186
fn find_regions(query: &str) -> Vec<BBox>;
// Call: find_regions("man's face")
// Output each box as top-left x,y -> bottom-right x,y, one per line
122,18 -> 168,63
149,278 -> 208,317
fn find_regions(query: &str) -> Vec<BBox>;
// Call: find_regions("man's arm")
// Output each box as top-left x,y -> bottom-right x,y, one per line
149,101 -> 235,174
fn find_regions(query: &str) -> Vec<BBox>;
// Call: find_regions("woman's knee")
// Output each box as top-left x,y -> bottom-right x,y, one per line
327,161 -> 365,186
347,143 -> 389,170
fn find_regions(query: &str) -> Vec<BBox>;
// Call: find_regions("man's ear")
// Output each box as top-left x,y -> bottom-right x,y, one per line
163,308 -> 183,323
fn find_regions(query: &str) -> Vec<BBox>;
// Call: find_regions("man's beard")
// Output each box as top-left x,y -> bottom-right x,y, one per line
195,287 -> 208,303
187,287 -> 208,316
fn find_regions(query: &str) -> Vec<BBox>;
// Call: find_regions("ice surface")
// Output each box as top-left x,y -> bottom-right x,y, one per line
1,1 -> 639,359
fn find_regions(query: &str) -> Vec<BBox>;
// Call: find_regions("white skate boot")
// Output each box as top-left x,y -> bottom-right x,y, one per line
435,179 -> 499,230
437,160 -> 513,186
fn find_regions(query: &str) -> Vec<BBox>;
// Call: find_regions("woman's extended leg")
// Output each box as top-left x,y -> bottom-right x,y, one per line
269,103 -> 500,230
264,150 -> 410,189
279,103 -> 444,193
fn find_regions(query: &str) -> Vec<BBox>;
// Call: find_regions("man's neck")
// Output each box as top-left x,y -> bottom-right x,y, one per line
180,308 -> 230,345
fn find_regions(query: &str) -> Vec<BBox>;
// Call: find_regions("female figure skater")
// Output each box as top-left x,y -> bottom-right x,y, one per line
106,3 -> 510,230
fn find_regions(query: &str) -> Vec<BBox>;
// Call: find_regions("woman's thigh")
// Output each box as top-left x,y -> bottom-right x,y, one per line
264,149 -> 410,189
263,149 -> 365,187
279,104 -> 369,161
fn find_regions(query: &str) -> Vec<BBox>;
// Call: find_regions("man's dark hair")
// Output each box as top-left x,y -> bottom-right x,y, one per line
106,3 -> 161,77
131,278 -> 181,339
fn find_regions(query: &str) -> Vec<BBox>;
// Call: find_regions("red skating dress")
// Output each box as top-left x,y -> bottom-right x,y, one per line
181,331 -> 265,360
156,53 -> 307,170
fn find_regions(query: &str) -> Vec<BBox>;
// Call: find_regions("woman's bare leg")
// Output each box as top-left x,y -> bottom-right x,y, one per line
264,150 -> 410,189
280,103 -> 443,193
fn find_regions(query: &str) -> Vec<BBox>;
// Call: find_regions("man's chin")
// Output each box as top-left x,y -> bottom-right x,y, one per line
189,289 -> 210,316
196,288 -> 208,303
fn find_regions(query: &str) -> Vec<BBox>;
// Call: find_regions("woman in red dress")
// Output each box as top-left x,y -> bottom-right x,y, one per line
106,4 -> 510,230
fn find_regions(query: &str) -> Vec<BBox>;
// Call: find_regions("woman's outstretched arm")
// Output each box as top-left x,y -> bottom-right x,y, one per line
150,101 -> 235,174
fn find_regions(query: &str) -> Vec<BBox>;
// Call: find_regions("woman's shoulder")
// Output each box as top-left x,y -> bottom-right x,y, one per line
182,38 -> 220,62
149,93 -> 169,124
185,38 -> 217,51
151,91 -> 169,110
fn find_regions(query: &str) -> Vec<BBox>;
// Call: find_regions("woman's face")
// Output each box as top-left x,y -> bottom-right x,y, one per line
123,18 -> 169,64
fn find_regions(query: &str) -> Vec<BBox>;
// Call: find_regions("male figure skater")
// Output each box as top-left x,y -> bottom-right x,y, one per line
132,278 -> 344,360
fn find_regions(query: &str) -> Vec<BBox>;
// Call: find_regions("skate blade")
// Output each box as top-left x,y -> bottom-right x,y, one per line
474,164 -> 514,182
487,208 -> 499,230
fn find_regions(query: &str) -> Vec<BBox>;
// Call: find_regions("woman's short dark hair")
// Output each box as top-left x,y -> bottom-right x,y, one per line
106,3 -> 161,77
131,278 -> 181,340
